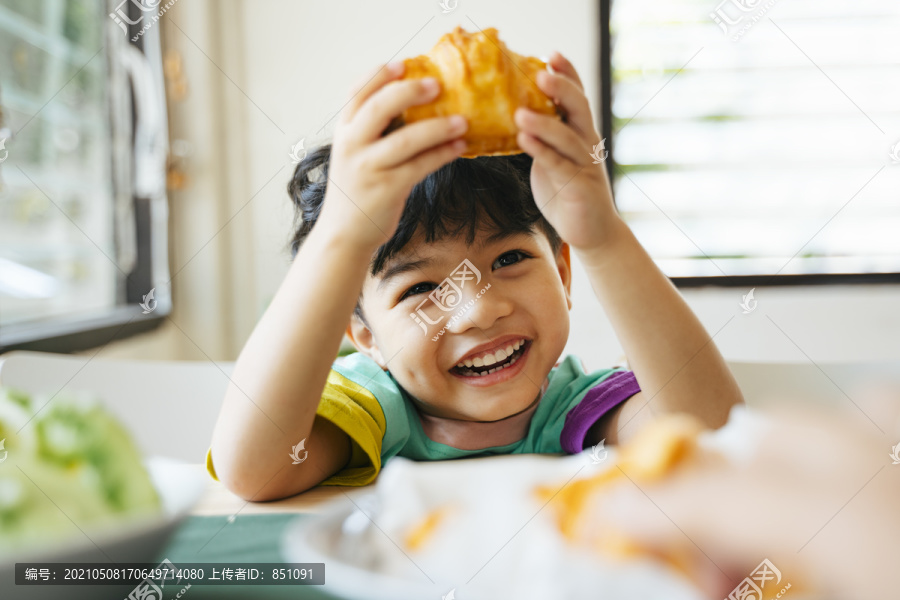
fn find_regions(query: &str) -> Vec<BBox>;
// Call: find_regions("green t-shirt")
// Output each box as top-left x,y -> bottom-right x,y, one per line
206,352 -> 640,487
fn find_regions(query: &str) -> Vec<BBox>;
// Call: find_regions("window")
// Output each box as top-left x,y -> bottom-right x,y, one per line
602,0 -> 900,286
0,0 -> 170,352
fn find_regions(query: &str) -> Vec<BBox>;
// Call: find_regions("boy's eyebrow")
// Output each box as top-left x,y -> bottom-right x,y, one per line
377,256 -> 436,291
477,229 -> 531,249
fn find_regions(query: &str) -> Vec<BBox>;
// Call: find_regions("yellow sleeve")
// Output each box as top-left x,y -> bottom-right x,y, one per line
205,446 -> 218,481
204,368 -> 387,487
315,368 -> 386,486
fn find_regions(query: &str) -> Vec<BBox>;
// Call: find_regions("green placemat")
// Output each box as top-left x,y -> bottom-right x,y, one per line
154,515 -> 340,599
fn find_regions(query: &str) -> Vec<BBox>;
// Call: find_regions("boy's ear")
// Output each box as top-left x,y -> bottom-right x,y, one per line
345,314 -> 389,370
557,242 -> 573,310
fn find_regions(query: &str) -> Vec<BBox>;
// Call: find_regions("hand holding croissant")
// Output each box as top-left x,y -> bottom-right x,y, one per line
395,27 -> 622,254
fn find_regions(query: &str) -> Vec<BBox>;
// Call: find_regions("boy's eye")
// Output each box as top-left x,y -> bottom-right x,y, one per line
493,250 -> 530,269
400,282 -> 437,301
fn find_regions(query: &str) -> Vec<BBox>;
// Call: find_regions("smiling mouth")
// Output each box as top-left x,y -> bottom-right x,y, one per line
450,340 -> 531,377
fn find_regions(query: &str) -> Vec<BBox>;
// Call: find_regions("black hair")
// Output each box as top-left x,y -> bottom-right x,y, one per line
287,144 -> 562,325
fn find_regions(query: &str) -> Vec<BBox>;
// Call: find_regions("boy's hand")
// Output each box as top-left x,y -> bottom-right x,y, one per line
320,61 -> 468,249
514,52 -> 622,253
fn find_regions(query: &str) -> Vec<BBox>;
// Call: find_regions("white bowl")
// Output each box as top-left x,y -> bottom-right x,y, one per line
280,453 -> 708,600
0,456 -> 204,600
282,496 -> 442,600
284,494 -> 439,600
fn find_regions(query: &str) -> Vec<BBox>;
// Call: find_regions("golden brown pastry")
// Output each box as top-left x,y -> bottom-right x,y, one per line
535,414 -> 708,541
534,414 -> 711,589
395,26 -> 560,158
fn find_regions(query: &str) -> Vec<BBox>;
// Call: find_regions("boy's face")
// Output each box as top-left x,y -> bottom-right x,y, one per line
346,227 -> 573,423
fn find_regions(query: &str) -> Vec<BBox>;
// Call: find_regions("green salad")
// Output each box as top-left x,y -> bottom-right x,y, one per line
0,388 -> 161,552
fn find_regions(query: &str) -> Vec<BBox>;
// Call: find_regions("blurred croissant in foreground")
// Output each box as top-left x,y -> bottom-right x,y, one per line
564,394 -> 900,600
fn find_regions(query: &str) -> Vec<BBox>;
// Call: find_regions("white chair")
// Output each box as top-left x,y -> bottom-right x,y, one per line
0,350 -> 233,463
727,359 -> 900,403
726,359 -> 900,434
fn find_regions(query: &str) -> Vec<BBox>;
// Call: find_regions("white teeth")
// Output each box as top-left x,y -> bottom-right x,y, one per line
459,356 -> 524,377
459,339 -> 528,372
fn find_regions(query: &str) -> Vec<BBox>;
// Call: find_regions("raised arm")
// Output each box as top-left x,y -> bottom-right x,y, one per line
210,223 -> 375,501
511,50 -> 743,446
577,218 -> 744,445
209,61 -> 469,501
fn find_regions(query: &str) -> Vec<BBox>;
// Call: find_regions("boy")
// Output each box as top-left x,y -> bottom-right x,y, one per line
207,52 -> 743,501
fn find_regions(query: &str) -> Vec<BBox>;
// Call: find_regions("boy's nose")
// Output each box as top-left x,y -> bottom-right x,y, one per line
444,284 -> 511,335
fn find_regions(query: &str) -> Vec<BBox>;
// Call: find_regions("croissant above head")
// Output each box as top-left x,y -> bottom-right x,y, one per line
394,26 -> 561,158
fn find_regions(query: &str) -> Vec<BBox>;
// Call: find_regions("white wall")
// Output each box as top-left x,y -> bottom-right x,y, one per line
93,0 -> 900,370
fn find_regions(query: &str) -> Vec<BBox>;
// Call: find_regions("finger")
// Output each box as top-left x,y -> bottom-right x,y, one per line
536,70 -> 596,139
841,377 -> 900,437
340,61 -> 406,125
396,137 -> 468,183
593,417 -> 870,569
516,130 -> 580,175
515,108 -> 589,166
368,115 -> 468,169
349,77 -> 441,146
589,471 -> 790,592
548,51 -> 585,91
